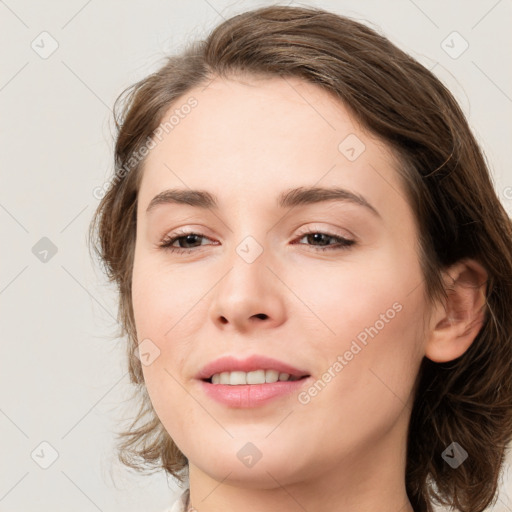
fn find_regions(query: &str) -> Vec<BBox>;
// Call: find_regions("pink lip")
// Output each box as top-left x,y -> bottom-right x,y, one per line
199,378 -> 311,408
196,354 -> 310,380
196,355 -> 311,409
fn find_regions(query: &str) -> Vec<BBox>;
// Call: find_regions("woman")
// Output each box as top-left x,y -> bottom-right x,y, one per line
89,5 -> 512,512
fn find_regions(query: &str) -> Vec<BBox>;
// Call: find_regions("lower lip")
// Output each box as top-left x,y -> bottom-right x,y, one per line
199,378 -> 311,408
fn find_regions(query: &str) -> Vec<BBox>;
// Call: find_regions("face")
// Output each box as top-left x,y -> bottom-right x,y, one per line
132,75 -> 429,488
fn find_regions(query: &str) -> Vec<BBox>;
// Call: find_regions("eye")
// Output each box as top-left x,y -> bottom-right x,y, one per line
292,230 -> 355,252
158,231 -> 214,253
158,229 -> 356,253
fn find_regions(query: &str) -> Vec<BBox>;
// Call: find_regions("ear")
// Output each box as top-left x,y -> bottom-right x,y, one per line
425,258 -> 488,363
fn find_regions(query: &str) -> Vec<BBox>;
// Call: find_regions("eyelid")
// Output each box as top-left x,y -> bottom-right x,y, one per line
159,222 -> 354,243
157,224 -> 356,253
294,223 -> 355,240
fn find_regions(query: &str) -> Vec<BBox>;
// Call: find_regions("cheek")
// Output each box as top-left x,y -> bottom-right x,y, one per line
292,243 -> 425,403
290,241 -> 423,341
131,256 -> 200,339
131,256 -> 205,416
290,282 -> 425,466
131,278 -> 169,338
131,271 -> 191,441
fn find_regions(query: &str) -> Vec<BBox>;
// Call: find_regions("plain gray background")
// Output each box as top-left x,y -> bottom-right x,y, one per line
1,0 -> 511,510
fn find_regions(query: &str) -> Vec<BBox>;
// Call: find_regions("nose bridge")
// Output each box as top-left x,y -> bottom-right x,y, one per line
221,203 -> 271,281
224,234 -> 270,304
209,230 -> 286,330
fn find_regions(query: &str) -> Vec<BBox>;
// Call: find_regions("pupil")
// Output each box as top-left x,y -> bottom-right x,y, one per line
309,233 -> 328,245
182,234 -> 198,248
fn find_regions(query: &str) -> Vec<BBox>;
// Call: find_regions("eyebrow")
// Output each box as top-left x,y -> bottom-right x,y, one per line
145,186 -> 381,218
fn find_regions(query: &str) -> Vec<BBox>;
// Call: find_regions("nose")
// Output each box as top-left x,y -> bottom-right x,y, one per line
208,243 -> 287,333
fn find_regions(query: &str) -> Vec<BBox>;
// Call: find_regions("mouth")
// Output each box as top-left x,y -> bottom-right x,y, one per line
202,370 -> 311,385
196,354 -> 311,385
198,367 -> 313,408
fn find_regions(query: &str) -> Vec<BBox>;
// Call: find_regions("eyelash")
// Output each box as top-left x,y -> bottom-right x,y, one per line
158,229 -> 355,253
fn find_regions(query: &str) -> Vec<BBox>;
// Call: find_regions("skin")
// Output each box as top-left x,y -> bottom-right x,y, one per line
131,75 -> 488,512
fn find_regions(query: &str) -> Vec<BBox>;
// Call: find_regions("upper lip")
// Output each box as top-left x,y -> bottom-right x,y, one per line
196,355 -> 310,380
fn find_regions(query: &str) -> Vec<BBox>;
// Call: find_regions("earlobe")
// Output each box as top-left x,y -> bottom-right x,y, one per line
424,259 -> 488,363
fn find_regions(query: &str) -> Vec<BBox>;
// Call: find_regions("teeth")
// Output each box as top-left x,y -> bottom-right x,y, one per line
209,370 -> 302,385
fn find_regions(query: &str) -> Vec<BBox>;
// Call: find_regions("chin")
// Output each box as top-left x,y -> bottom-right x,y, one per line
189,440 -> 315,488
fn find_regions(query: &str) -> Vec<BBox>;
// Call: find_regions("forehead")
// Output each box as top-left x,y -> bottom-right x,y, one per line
137,75 -> 405,217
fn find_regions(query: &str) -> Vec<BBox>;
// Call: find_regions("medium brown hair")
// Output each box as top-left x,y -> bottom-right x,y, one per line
89,5 -> 512,511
